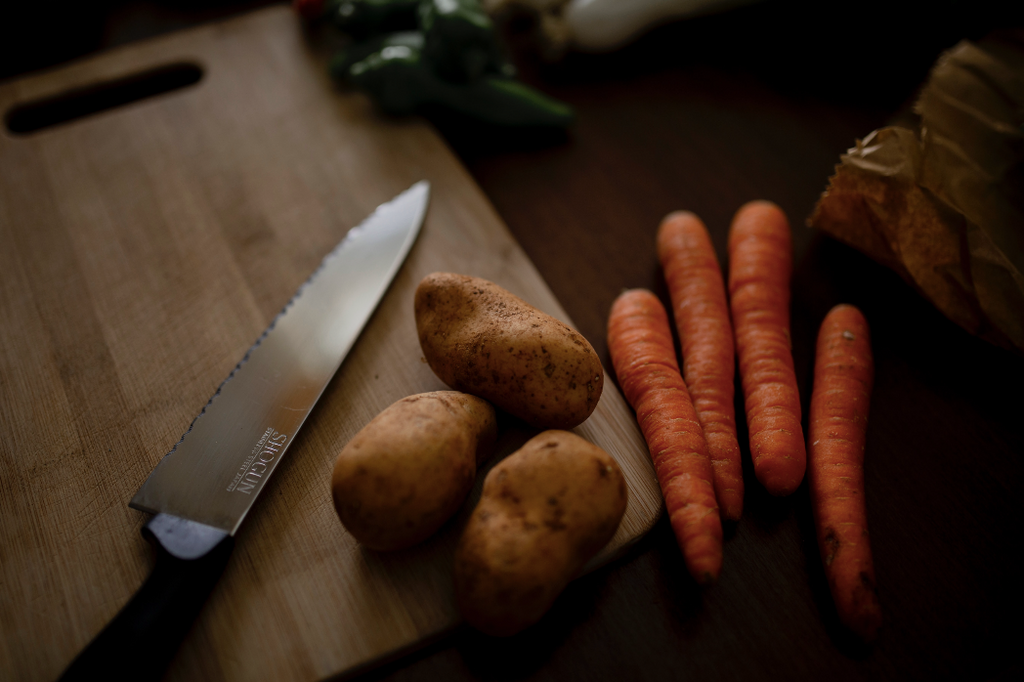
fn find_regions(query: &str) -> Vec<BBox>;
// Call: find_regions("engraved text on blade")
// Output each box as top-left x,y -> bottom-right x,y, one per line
227,428 -> 289,494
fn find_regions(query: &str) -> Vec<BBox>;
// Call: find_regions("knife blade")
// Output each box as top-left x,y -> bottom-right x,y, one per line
59,181 -> 430,682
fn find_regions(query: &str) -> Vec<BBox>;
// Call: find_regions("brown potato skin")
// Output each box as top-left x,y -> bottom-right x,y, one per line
454,430 -> 628,636
414,273 -> 604,430
331,391 -> 496,551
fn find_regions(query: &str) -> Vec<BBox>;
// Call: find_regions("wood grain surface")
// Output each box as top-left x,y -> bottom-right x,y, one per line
3,2 -> 1023,682
390,7 -> 1024,682
0,8 -> 660,682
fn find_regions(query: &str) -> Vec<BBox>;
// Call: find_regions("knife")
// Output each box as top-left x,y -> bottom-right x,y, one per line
59,181 -> 430,682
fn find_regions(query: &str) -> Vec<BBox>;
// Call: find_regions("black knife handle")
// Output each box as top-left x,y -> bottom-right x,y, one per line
59,514 -> 234,682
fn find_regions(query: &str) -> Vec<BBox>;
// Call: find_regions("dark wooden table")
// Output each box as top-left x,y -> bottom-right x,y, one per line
6,2 -> 1022,680
374,5 -> 1024,681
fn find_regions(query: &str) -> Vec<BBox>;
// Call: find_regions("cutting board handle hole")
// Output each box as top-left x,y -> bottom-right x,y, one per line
4,63 -> 203,135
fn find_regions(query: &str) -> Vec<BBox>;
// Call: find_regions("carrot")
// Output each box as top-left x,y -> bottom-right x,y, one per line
809,304 -> 881,641
727,201 -> 805,496
608,289 -> 722,584
657,211 -> 744,521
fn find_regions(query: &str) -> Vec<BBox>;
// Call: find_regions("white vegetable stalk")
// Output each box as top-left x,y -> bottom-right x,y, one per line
566,0 -> 761,50
484,0 -> 762,56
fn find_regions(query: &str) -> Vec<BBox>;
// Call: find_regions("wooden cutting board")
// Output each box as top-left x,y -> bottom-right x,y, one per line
0,7 -> 660,682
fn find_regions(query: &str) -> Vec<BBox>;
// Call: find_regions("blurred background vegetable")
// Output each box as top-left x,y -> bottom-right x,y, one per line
300,0 -> 574,127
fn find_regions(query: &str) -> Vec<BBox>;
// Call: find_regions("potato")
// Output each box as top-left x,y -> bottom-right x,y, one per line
453,430 -> 628,636
415,273 -> 604,429
331,391 -> 496,551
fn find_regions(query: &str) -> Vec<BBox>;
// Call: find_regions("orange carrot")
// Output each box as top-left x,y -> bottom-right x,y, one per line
658,211 -> 744,521
608,289 -> 722,584
727,201 -> 805,496
809,304 -> 881,641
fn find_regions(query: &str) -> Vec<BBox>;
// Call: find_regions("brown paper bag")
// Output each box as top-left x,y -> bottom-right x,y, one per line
809,32 -> 1024,353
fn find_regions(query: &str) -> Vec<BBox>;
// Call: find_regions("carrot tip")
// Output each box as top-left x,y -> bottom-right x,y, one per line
736,199 -> 781,214
847,610 -> 883,642
662,210 -> 697,223
691,569 -> 717,587
757,470 -> 804,497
